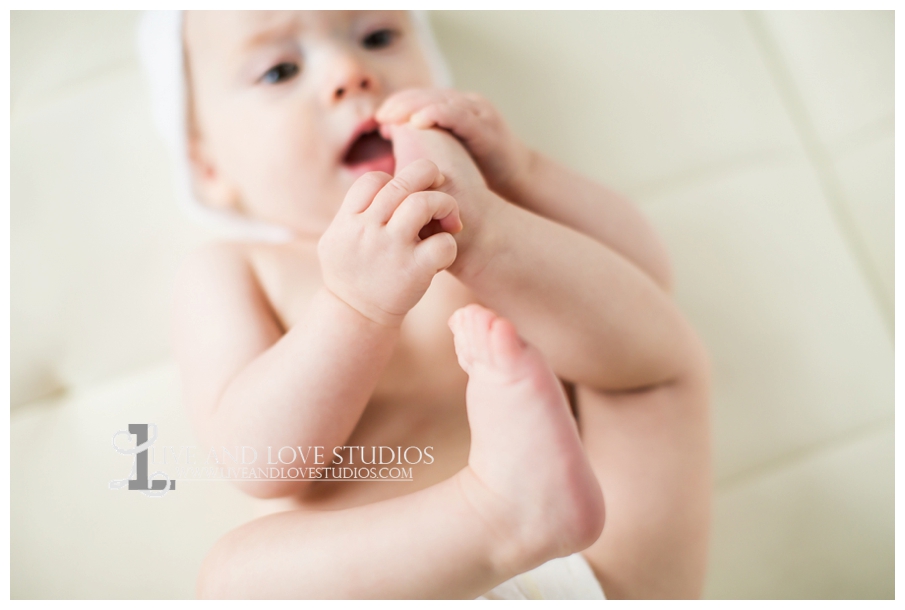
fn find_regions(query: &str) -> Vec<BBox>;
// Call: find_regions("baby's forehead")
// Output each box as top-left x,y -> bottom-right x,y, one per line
184,10 -> 405,56
184,11 -> 298,55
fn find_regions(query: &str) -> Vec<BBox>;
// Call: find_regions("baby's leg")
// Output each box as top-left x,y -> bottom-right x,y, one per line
198,305 -> 604,599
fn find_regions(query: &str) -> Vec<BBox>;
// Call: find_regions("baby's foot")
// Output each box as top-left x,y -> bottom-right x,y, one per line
388,124 -> 501,275
389,122 -> 487,198
449,304 -> 605,576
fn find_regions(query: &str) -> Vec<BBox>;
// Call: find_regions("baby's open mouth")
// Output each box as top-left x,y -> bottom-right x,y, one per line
342,129 -> 395,175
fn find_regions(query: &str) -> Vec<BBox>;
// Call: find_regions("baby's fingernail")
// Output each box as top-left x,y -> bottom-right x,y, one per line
433,173 -> 446,188
410,112 -> 432,128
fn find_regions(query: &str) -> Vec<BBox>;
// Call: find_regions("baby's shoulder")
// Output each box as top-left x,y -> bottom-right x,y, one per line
174,240 -> 321,329
174,241 -> 268,306
177,240 -> 256,283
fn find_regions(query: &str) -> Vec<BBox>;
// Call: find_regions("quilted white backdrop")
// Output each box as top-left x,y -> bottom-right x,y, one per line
10,11 -> 894,599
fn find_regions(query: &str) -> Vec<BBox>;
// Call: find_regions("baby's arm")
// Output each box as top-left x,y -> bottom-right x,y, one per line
378,89 -> 672,291
172,161 -> 459,499
173,257 -> 397,499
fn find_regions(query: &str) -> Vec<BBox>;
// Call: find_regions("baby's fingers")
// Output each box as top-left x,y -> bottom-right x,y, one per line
341,171 -> 393,214
413,231 -> 458,273
410,102 -> 483,146
388,191 -> 462,240
377,88 -> 449,124
368,158 -> 441,222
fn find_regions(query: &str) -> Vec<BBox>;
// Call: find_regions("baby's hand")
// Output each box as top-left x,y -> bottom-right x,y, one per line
318,160 -> 462,327
376,89 -> 532,198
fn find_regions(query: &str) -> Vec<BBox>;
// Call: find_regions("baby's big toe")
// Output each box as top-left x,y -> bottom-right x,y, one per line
488,316 -> 530,370
450,305 -> 529,376
389,123 -> 433,171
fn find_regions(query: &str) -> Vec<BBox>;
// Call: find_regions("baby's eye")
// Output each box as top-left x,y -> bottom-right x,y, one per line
261,62 -> 300,85
362,28 -> 397,50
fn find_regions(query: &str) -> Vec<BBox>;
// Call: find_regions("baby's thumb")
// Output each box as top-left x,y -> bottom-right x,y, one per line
414,231 -> 458,273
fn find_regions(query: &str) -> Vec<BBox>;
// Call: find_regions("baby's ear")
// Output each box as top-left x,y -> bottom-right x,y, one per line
186,131 -> 242,211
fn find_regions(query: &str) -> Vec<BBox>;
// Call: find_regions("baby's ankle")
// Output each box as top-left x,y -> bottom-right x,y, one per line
453,466 -> 565,578
446,190 -> 507,282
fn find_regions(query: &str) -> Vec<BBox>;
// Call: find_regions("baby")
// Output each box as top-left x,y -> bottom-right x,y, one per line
163,10 -> 712,599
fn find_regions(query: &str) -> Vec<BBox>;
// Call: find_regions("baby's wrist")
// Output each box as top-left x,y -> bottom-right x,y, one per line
320,285 -> 406,331
446,190 -> 506,282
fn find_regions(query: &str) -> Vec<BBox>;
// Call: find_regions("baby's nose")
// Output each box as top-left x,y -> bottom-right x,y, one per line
334,76 -> 371,101
328,55 -> 377,103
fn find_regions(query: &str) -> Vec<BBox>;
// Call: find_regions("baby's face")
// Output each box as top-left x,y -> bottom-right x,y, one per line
184,11 -> 435,237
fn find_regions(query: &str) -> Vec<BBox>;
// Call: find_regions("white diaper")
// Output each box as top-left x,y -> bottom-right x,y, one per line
477,553 -> 606,600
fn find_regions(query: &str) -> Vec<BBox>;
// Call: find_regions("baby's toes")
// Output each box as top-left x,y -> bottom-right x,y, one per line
449,304 -> 498,371
488,316 -> 529,372
448,315 -> 472,374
